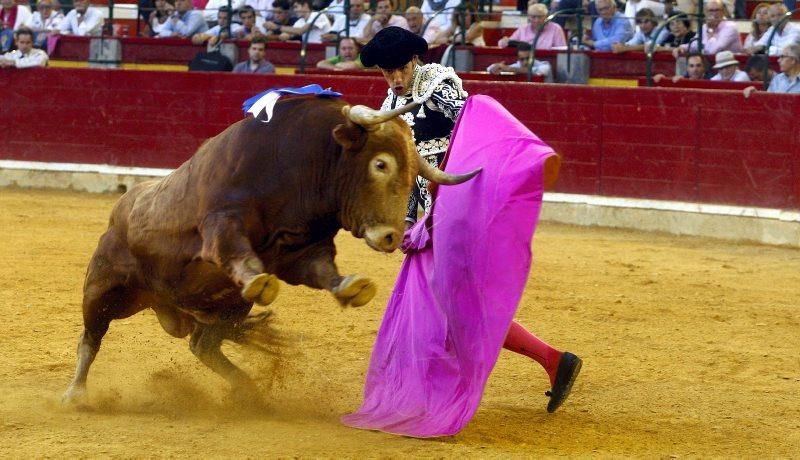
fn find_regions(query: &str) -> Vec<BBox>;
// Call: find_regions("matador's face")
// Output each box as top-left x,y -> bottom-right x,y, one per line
381,57 -> 418,97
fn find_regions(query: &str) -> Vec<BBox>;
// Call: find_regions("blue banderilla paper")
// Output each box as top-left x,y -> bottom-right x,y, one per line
243,84 -> 343,122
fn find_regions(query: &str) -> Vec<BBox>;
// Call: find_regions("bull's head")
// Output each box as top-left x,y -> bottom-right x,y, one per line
333,102 -> 480,253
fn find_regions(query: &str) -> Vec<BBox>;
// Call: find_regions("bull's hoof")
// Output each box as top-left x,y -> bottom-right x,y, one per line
333,275 -> 376,307
61,384 -> 88,406
242,274 -> 280,306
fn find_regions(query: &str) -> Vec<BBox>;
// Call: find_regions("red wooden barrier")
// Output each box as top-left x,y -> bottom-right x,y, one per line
1,67 -> 798,210
52,35 -> 327,67
637,77 -> 756,90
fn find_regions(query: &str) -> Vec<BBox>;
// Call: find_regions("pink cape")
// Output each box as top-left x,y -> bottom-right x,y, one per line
341,95 -> 556,438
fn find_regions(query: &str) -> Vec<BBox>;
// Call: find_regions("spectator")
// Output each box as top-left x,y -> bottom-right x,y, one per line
149,0 -> 175,36
743,3 -> 770,50
419,0 -> 460,32
316,36 -> 365,69
710,50 -> 750,81
744,43 -> 800,96
654,52 -> 711,82
244,0 -> 274,20
361,0 -> 408,43
30,0 -> 64,48
0,27 -> 47,67
743,53 -> 774,83
749,3 -> 800,56
434,2 -> 484,46
582,0 -> 633,52
232,35 -> 274,72
659,13 -> 694,49
235,5 -> 262,40
498,4 -> 566,50
323,0 -> 370,41
674,0 -> 743,56
325,0 -> 348,24
57,0 -> 103,36
486,42 -> 553,82
191,6 -> 242,44
202,0 -> 244,23
623,0 -> 665,22
766,43 -> 800,93
405,6 -> 438,43
262,0 -> 293,40
611,8 -> 668,53
158,0 -> 207,38
1,0 -> 34,45
276,0 -> 331,43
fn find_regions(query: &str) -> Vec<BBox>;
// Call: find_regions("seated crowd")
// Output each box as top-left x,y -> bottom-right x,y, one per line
1,0 -> 798,93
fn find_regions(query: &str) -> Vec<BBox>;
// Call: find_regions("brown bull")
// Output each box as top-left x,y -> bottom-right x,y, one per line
62,96 -> 478,403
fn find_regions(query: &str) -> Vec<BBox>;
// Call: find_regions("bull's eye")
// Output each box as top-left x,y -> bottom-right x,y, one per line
370,154 -> 396,179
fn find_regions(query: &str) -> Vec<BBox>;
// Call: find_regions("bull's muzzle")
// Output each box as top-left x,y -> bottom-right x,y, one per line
364,225 -> 402,253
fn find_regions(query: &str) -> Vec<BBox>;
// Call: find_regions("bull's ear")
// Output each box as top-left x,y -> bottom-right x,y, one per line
333,112 -> 368,152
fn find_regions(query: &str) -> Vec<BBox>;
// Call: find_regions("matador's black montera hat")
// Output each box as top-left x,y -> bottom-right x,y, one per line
360,26 -> 428,69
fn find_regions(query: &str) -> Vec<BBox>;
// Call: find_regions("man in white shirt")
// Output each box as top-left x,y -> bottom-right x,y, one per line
0,27 -> 48,68
749,3 -> 800,56
324,0 -> 370,41
419,0 -> 460,32
710,50 -> 750,81
57,0 -> 104,36
202,0 -> 244,23
191,6 -> 242,45
277,0 -> 330,43
405,6 -> 438,44
361,0 -> 408,42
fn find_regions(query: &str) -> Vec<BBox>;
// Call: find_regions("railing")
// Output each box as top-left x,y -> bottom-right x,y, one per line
528,8 -> 585,82
645,13 -> 702,86
761,7 -> 800,89
298,6 -> 332,73
422,4 -> 465,68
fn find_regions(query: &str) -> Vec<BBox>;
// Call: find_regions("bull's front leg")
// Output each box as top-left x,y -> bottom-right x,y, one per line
199,212 -> 279,306
275,239 -> 376,307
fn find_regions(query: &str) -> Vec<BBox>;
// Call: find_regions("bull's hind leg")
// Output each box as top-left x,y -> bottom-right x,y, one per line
62,283 -> 123,404
200,213 -> 279,306
189,323 -> 259,400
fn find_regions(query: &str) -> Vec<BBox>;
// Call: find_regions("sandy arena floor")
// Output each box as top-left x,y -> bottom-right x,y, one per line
0,188 -> 798,457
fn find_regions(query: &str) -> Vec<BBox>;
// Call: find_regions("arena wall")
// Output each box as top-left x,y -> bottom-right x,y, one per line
1,67 -> 798,246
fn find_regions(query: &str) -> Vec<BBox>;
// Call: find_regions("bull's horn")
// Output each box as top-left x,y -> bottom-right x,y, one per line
418,155 -> 481,185
348,102 -> 421,127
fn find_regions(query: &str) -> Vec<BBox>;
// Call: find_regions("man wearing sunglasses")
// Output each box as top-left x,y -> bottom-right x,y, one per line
743,44 -> 800,96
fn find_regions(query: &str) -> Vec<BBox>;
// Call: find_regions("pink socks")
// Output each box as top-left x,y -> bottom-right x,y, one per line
503,321 -> 562,385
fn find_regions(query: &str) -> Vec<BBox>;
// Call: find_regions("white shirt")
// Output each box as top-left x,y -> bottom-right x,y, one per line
206,22 -> 244,36
326,0 -> 347,24
754,23 -> 800,56
0,4 -> 33,30
245,0 -> 274,18
31,10 -> 64,32
420,0 -> 461,32
624,0 -> 665,19
292,14 -> 331,43
330,13 -> 371,38
711,68 -> 750,82
203,0 -> 245,22
1,48 -> 48,68
59,7 -> 104,36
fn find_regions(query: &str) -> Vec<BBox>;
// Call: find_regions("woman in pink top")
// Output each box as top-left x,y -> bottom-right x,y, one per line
498,3 -> 566,49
